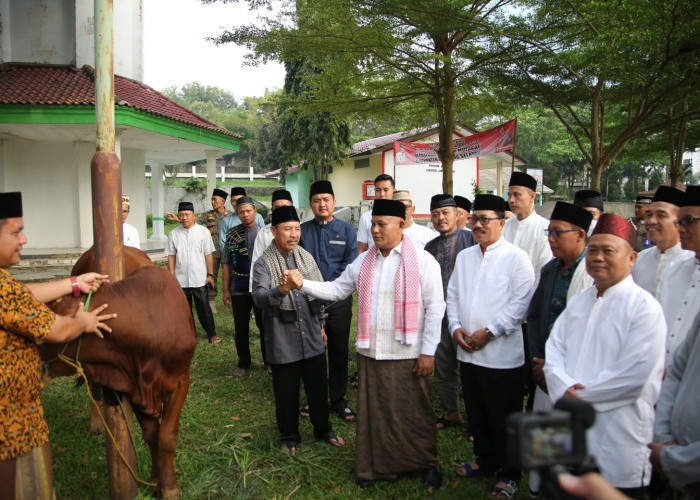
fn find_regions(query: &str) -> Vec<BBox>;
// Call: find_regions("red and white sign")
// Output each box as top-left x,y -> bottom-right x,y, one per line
393,119 -> 516,165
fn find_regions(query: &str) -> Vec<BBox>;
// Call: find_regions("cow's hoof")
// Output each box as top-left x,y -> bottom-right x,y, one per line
161,487 -> 181,500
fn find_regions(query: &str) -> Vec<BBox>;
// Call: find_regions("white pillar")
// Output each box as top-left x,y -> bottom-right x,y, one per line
148,162 -> 167,246
220,164 -> 226,183
206,150 -> 218,197
74,141 -> 95,248
496,160 -> 503,197
191,164 -> 196,177
248,153 -> 254,181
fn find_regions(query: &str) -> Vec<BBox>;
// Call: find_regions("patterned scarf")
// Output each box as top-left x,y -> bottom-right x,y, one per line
357,234 -> 420,348
260,242 -> 324,311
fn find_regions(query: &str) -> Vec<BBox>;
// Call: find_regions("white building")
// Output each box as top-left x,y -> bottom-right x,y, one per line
0,0 -> 241,250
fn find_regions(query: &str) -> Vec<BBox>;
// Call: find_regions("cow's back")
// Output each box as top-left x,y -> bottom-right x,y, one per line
42,266 -> 196,417
72,246 -> 154,275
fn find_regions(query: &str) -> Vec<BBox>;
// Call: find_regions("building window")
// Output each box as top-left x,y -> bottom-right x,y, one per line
354,158 -> 370,169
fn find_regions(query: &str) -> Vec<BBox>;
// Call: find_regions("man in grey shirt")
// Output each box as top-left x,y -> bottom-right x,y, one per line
251,205 -> 345,455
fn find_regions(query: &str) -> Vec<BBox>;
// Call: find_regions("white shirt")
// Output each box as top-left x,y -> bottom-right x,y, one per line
165,224 -> 214,288
402,222 -> 435,250
249,224 -> 274,292
502,211 -> 552,288
632,242 -> 693,296
123,222 -> 140,248
656,254 -> 700,369
357,210 -> 373,245
302,241 -> 445,360
544,276 -> 666,488
447,237 -> 535,369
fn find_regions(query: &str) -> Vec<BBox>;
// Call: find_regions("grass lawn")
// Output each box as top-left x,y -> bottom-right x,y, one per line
42,277 -> 530,499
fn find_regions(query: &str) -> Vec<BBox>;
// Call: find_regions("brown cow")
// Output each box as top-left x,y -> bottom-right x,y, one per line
41,265 -> 196,498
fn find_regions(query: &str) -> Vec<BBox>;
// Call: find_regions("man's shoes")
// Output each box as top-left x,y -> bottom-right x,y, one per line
356,479 -> 375,489
423,467 -> 442,489
233,367 -> 246,378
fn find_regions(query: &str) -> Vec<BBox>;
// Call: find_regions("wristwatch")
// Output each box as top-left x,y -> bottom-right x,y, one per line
207,273 -> 214,278
485,327 -> 495,340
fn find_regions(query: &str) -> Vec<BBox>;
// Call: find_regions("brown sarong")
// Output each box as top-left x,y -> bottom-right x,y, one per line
0,443 -> 55,500
355,354 -> 438,481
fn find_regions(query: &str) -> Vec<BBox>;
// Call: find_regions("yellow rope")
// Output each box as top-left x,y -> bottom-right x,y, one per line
57,353 -> 157,488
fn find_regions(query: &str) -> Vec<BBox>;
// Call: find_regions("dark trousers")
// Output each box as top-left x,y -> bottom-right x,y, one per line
232,293 -> 266,368
183,286 -> 216,338
325,296 -> 353,411
207,255 -> 221,300
270,354 -> 332,445
461,362 -> 524,482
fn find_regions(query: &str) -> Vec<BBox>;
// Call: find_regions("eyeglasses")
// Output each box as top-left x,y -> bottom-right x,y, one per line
544,228 -> 579,238
674,217 -> 700,228
471,216 -> 501,226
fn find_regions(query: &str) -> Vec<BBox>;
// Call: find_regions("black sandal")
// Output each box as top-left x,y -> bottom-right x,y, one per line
337,405 -> 357,422
300,404 -> 310,418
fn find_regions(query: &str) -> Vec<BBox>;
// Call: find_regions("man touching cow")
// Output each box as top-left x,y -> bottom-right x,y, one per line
0,192 -> 115,500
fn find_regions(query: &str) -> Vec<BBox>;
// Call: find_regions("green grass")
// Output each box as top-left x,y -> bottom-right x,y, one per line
42,280 -> 530,499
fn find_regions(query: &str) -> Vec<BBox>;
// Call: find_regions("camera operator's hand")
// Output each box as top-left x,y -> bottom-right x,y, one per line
558,472 -> 630,499
532,357 -> 547,388
564,383 -> 586,400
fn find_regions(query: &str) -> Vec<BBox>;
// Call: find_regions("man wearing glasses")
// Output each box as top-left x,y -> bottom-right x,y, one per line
656,185 -> 700,370
447,194 -> 535,500
631,186 -> 692,296
525,201 -> 592,497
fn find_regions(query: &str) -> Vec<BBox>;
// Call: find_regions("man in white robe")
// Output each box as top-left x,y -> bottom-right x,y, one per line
544,213 -> 666,498
447,194 -> 535,500
503,171 -> 552,288
284,198 -> 445,489
656,185 -> 700,370
632,186 -> 693,295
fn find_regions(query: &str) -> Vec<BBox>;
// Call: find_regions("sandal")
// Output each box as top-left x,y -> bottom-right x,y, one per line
324,431 -> 346,448
337,406 -> 357,422
436,416 -> 462,429
208,335 -> 222,344
299,404 -> 310,418
455,462 -> 494,478
350,372 -> 359,388
281,441 -> 297,456
489,478 -> 518,500
233,367 -> 246,378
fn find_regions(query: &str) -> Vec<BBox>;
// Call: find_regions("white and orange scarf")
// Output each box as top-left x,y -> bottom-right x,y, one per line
357,235 -> 420,348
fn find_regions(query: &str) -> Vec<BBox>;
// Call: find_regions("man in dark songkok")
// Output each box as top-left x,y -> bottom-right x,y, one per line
629,194 -> 653,251
425,194 -> 476,430
574,189 -> 604,235
251,206 -> 345,455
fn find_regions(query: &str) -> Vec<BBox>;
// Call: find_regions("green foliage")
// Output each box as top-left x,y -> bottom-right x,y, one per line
487,0 -> 700,189
183,176 -> 207,194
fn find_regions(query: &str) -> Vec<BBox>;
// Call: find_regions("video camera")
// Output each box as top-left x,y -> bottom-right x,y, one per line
506,398 -> 598,499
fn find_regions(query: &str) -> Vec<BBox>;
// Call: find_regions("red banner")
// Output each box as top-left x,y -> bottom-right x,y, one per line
394,119 -> 516,165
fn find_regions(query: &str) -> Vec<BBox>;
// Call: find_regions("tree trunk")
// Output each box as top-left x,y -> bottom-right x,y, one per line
435,38 -> 456,195
667,99 -> 688,189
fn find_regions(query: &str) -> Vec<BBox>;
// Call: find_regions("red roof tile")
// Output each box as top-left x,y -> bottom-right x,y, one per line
0,63 -> 242,139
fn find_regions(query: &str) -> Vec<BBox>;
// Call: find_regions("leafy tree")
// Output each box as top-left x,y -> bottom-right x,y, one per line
488,0 -> 700,190
211,0 -> 514,194
275,59 -> 351,180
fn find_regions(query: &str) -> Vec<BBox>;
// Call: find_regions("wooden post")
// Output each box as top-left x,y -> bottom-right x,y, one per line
93,0 -> 138,498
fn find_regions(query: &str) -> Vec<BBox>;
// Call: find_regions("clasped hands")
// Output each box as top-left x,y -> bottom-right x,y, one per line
453,327 -> 491,353
280,270 -> 304,293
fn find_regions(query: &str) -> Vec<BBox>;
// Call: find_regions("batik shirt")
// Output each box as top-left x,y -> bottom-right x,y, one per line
0,269 -> 55,460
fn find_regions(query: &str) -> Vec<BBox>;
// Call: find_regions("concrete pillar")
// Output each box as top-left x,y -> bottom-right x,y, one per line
497,160 -> 503,197
148,162 -> 167,246
220,164 -> 226,183
75,141 -> 95,248
206,150 -> 218,197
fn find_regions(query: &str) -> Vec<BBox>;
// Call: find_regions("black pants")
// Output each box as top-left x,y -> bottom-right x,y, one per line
183,286 -> 216,339
232,293 -> 266,368
461,362 -> 524,482
270,354 -> 332,445
325,296 -> 353,411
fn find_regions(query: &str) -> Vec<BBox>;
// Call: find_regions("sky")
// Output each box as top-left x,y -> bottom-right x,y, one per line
143,0 -> 286,102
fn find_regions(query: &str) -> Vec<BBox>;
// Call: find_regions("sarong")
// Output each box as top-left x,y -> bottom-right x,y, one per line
355,354 -> 438,480
0,443 -> 55,500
